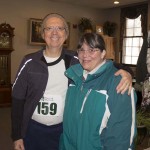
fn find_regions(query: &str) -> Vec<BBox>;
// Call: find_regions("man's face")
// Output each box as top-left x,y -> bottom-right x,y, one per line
42,17 -> 67,49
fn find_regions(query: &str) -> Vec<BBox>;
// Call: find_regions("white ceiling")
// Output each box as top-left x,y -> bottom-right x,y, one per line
49,0 -> 147,9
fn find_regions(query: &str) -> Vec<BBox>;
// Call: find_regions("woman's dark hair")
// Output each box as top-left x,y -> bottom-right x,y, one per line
77,33 -> 106,52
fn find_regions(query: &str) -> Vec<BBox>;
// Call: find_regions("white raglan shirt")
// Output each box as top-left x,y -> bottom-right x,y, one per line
32,55 -> 68,125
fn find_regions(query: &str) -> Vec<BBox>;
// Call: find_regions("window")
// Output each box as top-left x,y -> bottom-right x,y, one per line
122,15 -> 143,65
120,4 -> 148,70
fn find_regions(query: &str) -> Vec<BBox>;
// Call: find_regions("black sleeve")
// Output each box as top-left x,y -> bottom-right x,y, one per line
113,62 -> 134,78
70,52 -> 79,66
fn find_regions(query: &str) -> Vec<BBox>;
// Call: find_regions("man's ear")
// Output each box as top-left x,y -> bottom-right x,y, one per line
65,34 -> 68,41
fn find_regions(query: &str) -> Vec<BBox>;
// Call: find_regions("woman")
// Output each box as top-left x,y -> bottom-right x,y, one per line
60,33 -> 137,150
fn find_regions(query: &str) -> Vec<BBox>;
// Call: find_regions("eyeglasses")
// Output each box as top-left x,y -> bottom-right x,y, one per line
77,48 -> 100,55
43,26 -> 65,32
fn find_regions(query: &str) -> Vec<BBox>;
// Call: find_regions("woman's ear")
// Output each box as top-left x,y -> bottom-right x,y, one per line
101,50 -> 106,59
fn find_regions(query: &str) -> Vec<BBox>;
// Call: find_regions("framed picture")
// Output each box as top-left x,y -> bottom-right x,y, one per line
63,22 -> 70,48
96,25 -> 103,35
29,18 -> 45,45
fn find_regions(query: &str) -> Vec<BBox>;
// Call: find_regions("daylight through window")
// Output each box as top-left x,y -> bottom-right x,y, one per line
122,15 -> 143,65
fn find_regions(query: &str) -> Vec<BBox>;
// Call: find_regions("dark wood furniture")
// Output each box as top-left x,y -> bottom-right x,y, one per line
0,23 -> 14,107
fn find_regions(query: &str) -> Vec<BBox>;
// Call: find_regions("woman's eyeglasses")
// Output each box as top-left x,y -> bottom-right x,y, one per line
77,48 -> 100,55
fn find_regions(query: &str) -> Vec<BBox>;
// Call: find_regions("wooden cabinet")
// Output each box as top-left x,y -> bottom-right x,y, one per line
0,87 -> 11,107
0,23 -> 14,107
102,35 -> 115,60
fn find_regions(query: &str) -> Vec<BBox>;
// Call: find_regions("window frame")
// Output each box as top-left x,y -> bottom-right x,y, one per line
121,15 -> 143,65
119,3 -> 148,79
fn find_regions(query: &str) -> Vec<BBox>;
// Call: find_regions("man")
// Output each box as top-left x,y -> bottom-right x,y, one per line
11,13 -> 132,150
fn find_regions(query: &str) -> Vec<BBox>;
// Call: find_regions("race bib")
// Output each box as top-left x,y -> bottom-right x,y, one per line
34,95 -> 64,117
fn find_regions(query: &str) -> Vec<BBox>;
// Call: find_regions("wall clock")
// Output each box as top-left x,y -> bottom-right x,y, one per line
0,32 -> 10,48
0,23 -> 14,50
0,23 -> 15,107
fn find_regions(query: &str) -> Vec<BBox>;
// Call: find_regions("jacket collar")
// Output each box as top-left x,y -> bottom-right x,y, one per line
65,60 -> 114,84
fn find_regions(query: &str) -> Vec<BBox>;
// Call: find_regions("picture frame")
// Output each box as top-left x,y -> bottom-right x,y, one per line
29,18 -> 70,47
96,25 -> 103,35
29,18 -> 45,45
63,22 -> 70,48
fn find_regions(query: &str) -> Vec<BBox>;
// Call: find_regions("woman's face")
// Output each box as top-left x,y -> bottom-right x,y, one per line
78,42 -> 106,72
42,17 -> 67,50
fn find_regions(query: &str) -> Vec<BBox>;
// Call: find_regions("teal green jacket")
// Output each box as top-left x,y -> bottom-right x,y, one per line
60,60 -> 137,150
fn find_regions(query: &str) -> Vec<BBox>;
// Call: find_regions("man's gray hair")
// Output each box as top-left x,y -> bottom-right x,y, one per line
41,13 -> 69,37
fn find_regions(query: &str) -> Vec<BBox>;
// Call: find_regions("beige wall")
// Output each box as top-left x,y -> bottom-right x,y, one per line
0,0 -> 149,82
0,0 -> 107,82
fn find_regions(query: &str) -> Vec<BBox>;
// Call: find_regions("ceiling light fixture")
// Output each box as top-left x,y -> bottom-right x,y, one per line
114,1 -> 119,4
